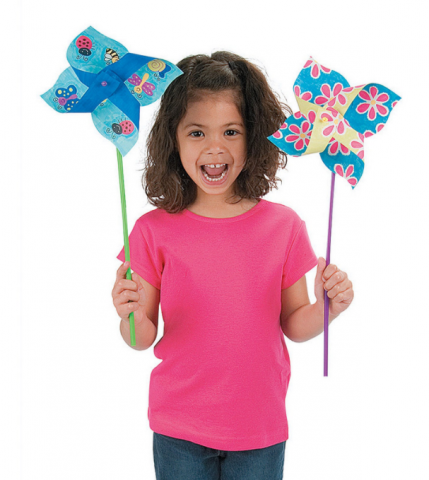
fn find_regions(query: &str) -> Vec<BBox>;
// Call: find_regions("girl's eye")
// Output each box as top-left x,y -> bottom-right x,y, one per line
189,130 -> 239,138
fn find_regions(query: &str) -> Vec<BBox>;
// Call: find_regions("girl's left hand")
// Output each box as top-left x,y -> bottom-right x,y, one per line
315,257 -> 354,319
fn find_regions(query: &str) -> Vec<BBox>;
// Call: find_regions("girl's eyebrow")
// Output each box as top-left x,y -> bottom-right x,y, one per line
183,122 -> 244,129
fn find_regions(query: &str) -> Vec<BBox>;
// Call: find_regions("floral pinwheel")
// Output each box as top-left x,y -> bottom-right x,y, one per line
41,26 -> 183,346
267,56 -> 401,375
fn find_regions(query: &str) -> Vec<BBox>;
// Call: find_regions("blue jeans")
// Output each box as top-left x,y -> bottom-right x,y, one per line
153,432 -> 286,480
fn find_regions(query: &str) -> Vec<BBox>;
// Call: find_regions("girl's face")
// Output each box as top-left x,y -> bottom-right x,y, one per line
176,90 -> 247,205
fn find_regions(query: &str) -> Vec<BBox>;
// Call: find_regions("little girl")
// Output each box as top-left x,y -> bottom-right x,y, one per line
114,51 -> 354,480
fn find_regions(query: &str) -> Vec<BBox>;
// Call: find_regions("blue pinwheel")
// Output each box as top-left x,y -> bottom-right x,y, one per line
41,26 -> 183,346
267,56 -> 401,375
42,25 -> 183,156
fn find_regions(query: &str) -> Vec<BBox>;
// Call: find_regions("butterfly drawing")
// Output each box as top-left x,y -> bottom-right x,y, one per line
54,85 -> 80,111
127,73 -> 155,97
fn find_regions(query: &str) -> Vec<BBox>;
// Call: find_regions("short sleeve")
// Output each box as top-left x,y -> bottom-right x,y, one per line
116,219 -> 162,290
281,220 -> 318,290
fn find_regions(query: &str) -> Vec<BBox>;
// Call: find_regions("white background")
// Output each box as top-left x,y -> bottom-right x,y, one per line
2,1 -> 428,479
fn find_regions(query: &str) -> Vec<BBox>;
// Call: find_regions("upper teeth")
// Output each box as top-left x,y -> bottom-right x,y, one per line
203,164 -> 226,168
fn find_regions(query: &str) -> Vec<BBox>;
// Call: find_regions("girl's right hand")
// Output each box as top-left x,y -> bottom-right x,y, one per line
112,261 -> 148,325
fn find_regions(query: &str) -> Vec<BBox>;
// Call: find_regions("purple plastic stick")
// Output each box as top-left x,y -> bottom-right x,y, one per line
324,171 -> 336,376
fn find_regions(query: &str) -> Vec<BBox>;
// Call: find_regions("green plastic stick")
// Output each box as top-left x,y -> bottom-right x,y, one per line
116,148 -> 136,346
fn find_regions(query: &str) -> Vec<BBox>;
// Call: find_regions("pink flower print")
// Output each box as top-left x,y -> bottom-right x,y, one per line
320,107 -> 350,137
334,164 -> 358,186
356,86 -> 390,121
294,85 -> 312,102
306,110 -> 317,124
315,83 -> 348,107
299,110 -> 317,124
350,132 -> 365,159
363,123 -> 385,138
293,111 -> 303,119
392,100 -> 398,108
376,123 -> 385,133
285,121 -> 312,151
272,122 -> 288,139
328,137 -> 350,156
303,56 -> 331,79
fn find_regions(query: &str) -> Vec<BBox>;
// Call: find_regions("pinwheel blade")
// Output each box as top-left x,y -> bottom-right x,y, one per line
66,26 -> 129,74
41,67 -> 89,113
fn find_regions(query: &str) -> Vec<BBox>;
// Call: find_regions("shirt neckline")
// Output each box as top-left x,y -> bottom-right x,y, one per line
183,198 -> 266,223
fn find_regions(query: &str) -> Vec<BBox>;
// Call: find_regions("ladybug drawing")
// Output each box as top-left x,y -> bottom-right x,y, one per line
106,119 -> 135,139
76,35 -> 93,61
54,85 -> 80,111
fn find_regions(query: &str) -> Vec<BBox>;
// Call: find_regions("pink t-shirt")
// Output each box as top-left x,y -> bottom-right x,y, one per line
117,198 -> 318,451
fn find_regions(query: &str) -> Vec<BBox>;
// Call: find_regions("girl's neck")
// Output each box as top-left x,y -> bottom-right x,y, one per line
186,198 -> 259,219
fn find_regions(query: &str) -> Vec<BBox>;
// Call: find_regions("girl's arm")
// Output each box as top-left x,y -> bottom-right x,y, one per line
280,257 -> 353,343
280,275 -> 337,342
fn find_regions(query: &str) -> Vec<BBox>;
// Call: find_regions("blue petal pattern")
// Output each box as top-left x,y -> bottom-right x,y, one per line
344,83 -> 401,136
268,114 -> 314,156
320,145 -> 364,188
294,64 -> 350,105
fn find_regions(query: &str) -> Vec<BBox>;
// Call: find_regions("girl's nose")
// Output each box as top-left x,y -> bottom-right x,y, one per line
204,138 -> 226,154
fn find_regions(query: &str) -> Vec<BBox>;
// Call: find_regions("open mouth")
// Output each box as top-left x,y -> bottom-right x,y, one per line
200,164 -> 229,184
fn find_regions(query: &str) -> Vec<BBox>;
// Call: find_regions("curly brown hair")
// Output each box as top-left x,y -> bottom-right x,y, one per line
142,51 -> 293,213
